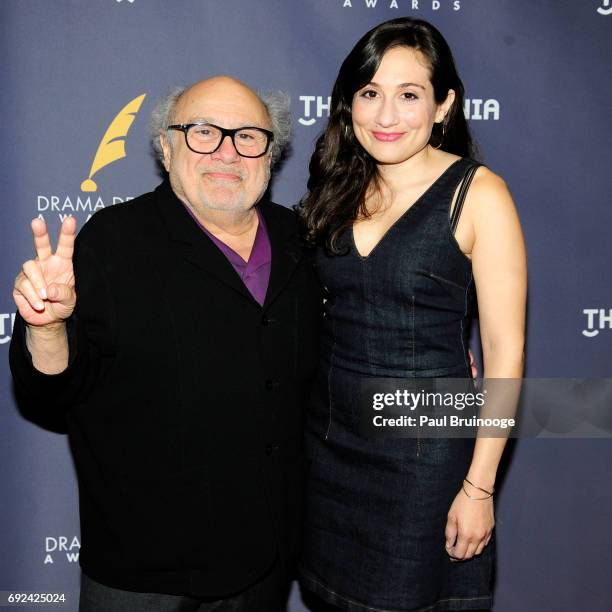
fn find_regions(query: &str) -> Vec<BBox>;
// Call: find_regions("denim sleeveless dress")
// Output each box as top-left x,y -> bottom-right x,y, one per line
300,159 -> 494,611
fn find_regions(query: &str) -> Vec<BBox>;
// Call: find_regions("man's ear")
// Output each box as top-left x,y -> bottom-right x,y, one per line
159,133 -> 172,172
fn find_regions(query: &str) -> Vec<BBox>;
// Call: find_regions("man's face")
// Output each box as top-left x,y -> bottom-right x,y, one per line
160,77 -> 272,216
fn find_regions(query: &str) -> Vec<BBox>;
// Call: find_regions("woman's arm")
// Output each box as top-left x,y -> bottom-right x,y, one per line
445,166 -> 527,561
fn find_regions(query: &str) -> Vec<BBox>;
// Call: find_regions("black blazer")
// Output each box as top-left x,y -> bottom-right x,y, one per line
10,181 -> 323,597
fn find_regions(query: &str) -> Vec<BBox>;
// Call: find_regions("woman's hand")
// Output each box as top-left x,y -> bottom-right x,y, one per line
444,486 -> 494,561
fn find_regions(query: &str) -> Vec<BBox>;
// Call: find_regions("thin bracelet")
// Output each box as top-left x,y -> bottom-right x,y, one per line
463,477 -> 494,500
462,483 -> 492,500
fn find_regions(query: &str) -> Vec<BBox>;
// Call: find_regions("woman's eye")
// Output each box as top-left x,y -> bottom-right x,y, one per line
402,92 -> 418,101
360,90 -> 378,99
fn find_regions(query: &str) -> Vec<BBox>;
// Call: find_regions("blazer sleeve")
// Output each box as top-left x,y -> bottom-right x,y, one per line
9,228 -> 115,432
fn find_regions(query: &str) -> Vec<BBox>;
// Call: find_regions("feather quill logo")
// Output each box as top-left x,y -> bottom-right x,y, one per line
80,93 -> 146,192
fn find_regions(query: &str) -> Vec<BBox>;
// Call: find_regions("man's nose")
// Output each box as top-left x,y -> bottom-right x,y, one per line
211,135 -> 240,162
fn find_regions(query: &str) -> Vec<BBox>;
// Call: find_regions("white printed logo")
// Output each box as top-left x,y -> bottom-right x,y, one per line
341,0 -> 461,11
44,536 -> 81,565
298,96 -> 331,126
297,96 -> 500,126
597,1 -> 612,16
582,308 -> 612,337
464,99 -> 500,120
0,313 -> 15,345
35,195 -> 133,224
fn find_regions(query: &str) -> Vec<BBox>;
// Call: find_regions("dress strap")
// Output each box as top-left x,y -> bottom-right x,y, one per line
450,162 -> 481,234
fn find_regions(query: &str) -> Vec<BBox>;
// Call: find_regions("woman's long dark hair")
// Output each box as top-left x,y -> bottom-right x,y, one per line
299,18 -> 477,254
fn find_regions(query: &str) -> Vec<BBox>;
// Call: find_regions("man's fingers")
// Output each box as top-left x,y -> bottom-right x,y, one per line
31,216 -> 77,260
55,216 -> 77,259
46,282 -> 75,306
31,218 -> 52,261
14,274 -> 45,311
22,260 -> 48,300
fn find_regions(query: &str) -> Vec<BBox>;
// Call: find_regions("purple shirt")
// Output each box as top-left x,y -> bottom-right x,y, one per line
182,203 -> 271,306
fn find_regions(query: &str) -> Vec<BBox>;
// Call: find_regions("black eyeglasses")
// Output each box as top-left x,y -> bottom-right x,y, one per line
167,122 -> 274,158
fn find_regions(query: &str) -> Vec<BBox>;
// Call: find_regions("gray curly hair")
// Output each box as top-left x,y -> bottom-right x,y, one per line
150,86 -> 291,166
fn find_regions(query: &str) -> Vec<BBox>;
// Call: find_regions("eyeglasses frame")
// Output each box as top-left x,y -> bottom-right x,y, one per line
166,122 -> 274,158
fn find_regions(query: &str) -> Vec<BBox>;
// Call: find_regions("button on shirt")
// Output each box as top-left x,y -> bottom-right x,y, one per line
182,204 -> 271,306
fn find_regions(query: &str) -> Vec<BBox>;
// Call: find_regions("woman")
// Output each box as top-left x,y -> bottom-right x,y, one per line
299,17 -> 526,612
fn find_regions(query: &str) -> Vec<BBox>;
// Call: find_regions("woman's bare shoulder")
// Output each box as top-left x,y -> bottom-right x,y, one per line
466,165 -> 517,219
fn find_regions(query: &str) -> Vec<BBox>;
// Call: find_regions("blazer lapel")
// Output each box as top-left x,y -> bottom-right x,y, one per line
152,181 -> 257,305
259,200 -> 303,309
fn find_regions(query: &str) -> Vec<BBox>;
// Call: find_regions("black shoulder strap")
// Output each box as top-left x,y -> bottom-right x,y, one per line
450,163 -> 481,234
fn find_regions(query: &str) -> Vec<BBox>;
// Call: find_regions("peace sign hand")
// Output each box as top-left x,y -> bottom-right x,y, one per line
13,217 -> 77,328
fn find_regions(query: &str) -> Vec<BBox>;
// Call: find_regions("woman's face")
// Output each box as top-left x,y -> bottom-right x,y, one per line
351,46 -> 454,165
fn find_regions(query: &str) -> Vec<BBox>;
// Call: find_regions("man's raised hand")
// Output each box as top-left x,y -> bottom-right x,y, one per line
13,217 -> 77,328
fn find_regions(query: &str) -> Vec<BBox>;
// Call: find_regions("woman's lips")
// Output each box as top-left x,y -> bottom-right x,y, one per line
372,131 -> 404,142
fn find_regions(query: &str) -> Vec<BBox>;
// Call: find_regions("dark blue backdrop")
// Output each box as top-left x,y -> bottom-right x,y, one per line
1,1 -> 611,610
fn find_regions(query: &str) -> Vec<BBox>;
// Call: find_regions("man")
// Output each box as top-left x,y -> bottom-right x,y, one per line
10,76 -> 322,611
